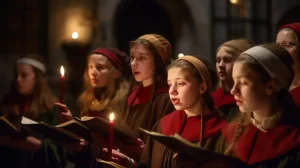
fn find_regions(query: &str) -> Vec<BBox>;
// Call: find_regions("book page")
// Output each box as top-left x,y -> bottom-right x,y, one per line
138,127 -> 166,137
56,119 -> 78,127
172,134 -> 200,148
79,116 -> 136,138
96,158 -> 126,168
21,116 -> 38,125
140,127 -> 246,166
0,116 -> 18,130
80,116 -> 95,121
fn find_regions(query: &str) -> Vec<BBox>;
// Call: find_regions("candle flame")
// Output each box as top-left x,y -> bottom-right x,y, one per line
109,113 -> 115,121
60,66 -> 65,76
178,53 -> 184,58
72,32 -> 79,39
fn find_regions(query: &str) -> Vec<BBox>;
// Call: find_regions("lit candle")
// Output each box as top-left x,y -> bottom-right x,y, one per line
178,53 -> 184,58
108,113 -> 115,160
60,66 -> 65,103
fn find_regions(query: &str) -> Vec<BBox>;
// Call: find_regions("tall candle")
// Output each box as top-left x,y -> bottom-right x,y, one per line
108,113 -> 115,160
60,66 -> 65,103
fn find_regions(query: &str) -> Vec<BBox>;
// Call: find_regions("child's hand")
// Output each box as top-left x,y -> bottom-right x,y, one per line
54,102 -> 73,123
102,148 -> 136,168
116,138 -> 144,160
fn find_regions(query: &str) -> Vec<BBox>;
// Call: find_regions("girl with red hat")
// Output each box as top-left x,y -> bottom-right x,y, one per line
277,22 -> 300,108
55,47 -> 132,168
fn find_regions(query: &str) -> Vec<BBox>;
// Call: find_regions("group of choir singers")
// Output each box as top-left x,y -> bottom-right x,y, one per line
1,22 -> 300,168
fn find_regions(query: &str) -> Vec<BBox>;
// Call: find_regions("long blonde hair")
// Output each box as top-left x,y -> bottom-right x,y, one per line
78,53 -> 130,117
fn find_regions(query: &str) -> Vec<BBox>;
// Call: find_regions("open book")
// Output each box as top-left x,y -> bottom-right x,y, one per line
0,116 -> 25,138
139,127 -> 248,167
75,116 -> 138,142
56,117 -> 91,141
22,117 -> 82,143
96,158 -> 126,168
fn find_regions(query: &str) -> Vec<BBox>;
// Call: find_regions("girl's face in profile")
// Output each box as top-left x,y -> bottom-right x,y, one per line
231,62 -> 271,113
216,46 -> 235,83
16,64 -> 36,95
88,54 -> 111,88
130,43 -> 154,87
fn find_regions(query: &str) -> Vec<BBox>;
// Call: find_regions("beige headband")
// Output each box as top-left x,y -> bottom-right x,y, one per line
17,58 -> 46,73
243,46 -> 291,89
178,56 -> 212,90
138,34 -> 170,63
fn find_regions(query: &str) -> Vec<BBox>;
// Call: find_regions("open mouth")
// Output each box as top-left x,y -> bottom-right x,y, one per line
235,99 -> 242,105
133,72 -> 140,75
171,98 -> 180,105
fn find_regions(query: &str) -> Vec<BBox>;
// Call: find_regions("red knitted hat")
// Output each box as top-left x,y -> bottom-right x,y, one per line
279,22 -> 300,38
91,48 -> 131,79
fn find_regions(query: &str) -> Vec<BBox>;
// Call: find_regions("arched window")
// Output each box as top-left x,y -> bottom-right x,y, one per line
211,0 -> 272,58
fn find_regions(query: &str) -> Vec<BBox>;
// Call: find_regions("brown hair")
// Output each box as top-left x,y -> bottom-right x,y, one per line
167,56 -> 218,146
78,48 -> 130,117
224,43 -> 299,155
123,34 -> 171,123
1,55 -> 56,119
128,34 -> 171,102
217,38 -> 254,58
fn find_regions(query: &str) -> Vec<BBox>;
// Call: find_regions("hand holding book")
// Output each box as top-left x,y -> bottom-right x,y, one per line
97,148 -> 135,168
75,116 -> 138,142
139,127 -> 249,168
0,116 -> 25,138
56,118 -> 91,141
22,116 -> 82,144
115,138 -> 144,161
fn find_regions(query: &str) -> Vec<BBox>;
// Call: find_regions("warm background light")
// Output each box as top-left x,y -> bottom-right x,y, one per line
63,8 -> 92,43
72,32 -> 79,39
178,53 -> 184,58
230,0 -> 239,5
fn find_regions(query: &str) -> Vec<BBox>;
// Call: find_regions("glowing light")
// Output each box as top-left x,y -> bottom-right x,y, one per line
109,113 -> 115,121
72,32 -> 79,39
230,0 -> 239,4
178,53 -> 184,58
60,66 -> 65,76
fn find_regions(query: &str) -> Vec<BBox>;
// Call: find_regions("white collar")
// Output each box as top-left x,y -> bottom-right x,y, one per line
250,112 -> 280,132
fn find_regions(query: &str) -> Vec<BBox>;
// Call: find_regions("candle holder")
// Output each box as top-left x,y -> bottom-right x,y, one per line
61,41 -> 91,101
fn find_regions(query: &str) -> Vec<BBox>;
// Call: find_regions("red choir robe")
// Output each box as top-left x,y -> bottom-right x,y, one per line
139,110 -> 227,168
120,83 -> 175,160
212,88 -> 239,121
290,85 -> 300,108
218,116 -> 300,167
